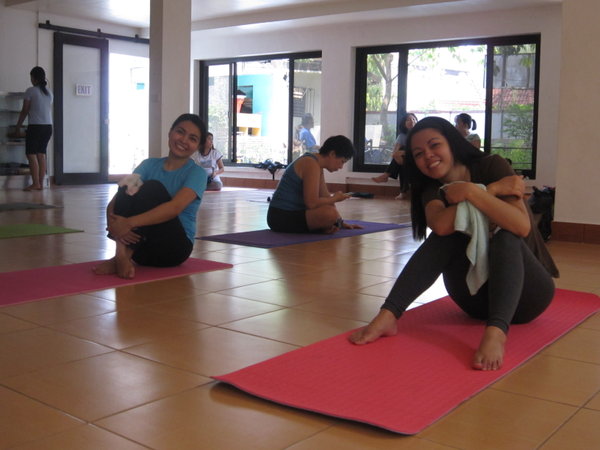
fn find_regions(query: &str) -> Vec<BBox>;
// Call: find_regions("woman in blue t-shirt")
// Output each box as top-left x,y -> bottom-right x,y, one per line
93,114 -> 208,279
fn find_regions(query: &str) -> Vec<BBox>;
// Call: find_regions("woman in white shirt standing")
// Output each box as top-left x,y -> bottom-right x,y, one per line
15,66 -> 53,191
191,132 -> 225,191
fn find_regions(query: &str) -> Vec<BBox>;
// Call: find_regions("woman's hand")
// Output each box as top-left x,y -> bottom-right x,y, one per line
441,181 -> 475,205
332,191 -> 352,203
108,213 -> 141,244
487,175 -> 525,199
392,149 -> 405,165
342,221 -> 363,230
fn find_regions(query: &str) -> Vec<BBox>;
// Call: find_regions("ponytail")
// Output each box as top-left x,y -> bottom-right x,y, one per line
30,66 -> 49,96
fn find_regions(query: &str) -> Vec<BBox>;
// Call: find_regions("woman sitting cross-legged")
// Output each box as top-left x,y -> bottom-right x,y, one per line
267,135 -> 362,234
93,113 -> 208,279
350,116 -> 559,371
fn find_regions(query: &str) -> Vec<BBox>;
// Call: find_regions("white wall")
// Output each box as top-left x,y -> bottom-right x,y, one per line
555,0 -> 600,225
191,5 -> 562,189
0,5 -> 146,177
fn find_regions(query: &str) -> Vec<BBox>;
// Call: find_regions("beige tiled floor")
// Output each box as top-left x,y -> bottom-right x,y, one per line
1,184 -> 599,449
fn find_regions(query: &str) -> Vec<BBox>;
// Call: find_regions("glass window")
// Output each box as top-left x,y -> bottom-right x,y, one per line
200,52 -> 321,165
293,57 -> 322,160
489,44 -> 538,175
354,35 -> 540,178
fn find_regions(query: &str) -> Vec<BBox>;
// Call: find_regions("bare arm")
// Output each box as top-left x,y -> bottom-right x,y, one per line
15,99 -> 31,129
297,157 -> 349,209
430,180 -> 530,237
213,158 -> 225,177
107,187 -> 198,240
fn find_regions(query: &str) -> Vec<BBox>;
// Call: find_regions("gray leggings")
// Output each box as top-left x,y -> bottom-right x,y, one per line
382,230 -> 555,333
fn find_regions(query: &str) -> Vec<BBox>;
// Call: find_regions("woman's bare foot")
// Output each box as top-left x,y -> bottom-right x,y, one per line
372,173 -> 390,183
93,245 -> 135,279
92,258 -> 117,275
115,255 -> 135,279
349,309 -> 398,344
114,245 -> 135,279
472,326 -> 507,370
23,184 -> 42,191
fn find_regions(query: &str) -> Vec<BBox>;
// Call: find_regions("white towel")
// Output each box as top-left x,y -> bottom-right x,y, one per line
118,173 -> 143,196
444,183 -> 489,295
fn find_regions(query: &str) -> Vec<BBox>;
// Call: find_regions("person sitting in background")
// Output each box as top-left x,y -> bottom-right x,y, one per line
454,113 -> 481,149
267,135 -> 362,234
191,131 -> 224,191
372,112 -> 418,199
93,114 -> 207,279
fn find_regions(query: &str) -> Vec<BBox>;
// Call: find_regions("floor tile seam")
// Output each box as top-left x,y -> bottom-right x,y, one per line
289,304 -> 371,324
0,382 -> 88,424
88,382 -> 214,425
116,347 -> 218,381
0,305 -> 124,327
191,277 -> 283,294
0,342 -> 118,382
489,382 -> 600,409
202,307 -> 289,327
213,324 -> 306,348
0,320 -> 116,350
534,404 -> 591,449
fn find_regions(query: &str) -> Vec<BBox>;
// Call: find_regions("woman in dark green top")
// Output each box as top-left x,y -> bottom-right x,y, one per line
350,117 -> 558,371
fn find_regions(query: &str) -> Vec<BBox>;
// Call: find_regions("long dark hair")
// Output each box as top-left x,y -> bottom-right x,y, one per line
30,66 -> 49,96
170,113 -> 207,147
405,116 -> 486,240
399,112 -> 418,134
454,113 -> 477,131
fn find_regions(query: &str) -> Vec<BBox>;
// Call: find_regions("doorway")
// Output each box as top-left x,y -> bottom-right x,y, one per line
53,32 -> 108,184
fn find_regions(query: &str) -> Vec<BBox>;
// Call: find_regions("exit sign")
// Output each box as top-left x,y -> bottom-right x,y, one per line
75,84 -> 93,96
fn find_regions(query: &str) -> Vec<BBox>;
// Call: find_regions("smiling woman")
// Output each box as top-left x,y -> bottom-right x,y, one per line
93,113 -> 208,279
350,116 -> 558,372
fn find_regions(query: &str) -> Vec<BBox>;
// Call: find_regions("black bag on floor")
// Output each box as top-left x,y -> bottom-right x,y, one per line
528,186 -> 555,241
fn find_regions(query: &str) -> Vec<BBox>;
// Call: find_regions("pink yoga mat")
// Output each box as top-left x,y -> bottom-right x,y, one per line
0,258 -> 233,307
214,289 -> 600,434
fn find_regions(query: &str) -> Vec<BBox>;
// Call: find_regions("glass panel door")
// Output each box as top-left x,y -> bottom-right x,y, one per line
363,52 -> 399,166
292,57 -> 322,160
207,63 -> 233,162
236,59 -> 289,164
489,43 -> 537,175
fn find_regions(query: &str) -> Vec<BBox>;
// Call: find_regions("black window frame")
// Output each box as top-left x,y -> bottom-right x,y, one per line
198,51 -> 322,166
353,34 -> 541,179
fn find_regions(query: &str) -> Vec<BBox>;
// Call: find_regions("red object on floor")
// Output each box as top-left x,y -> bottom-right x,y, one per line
0,258 -> 233,306
214,289 -> 600,434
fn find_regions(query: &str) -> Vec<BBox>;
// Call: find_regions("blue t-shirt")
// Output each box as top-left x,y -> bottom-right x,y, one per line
269,153 -> 317,211
299,127 -> 317,149
134,158 -> 207,242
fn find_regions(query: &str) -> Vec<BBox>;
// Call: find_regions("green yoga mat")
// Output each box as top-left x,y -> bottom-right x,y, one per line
0,202 -> 59,212
0,224 -> 83,239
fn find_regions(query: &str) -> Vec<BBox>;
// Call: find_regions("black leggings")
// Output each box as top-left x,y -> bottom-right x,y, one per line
382,230 -> 555,333
112,180 -> 192,267
386,159 -> 409,193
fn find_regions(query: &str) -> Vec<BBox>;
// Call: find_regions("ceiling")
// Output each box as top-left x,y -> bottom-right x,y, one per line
5,0 -> 561,32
